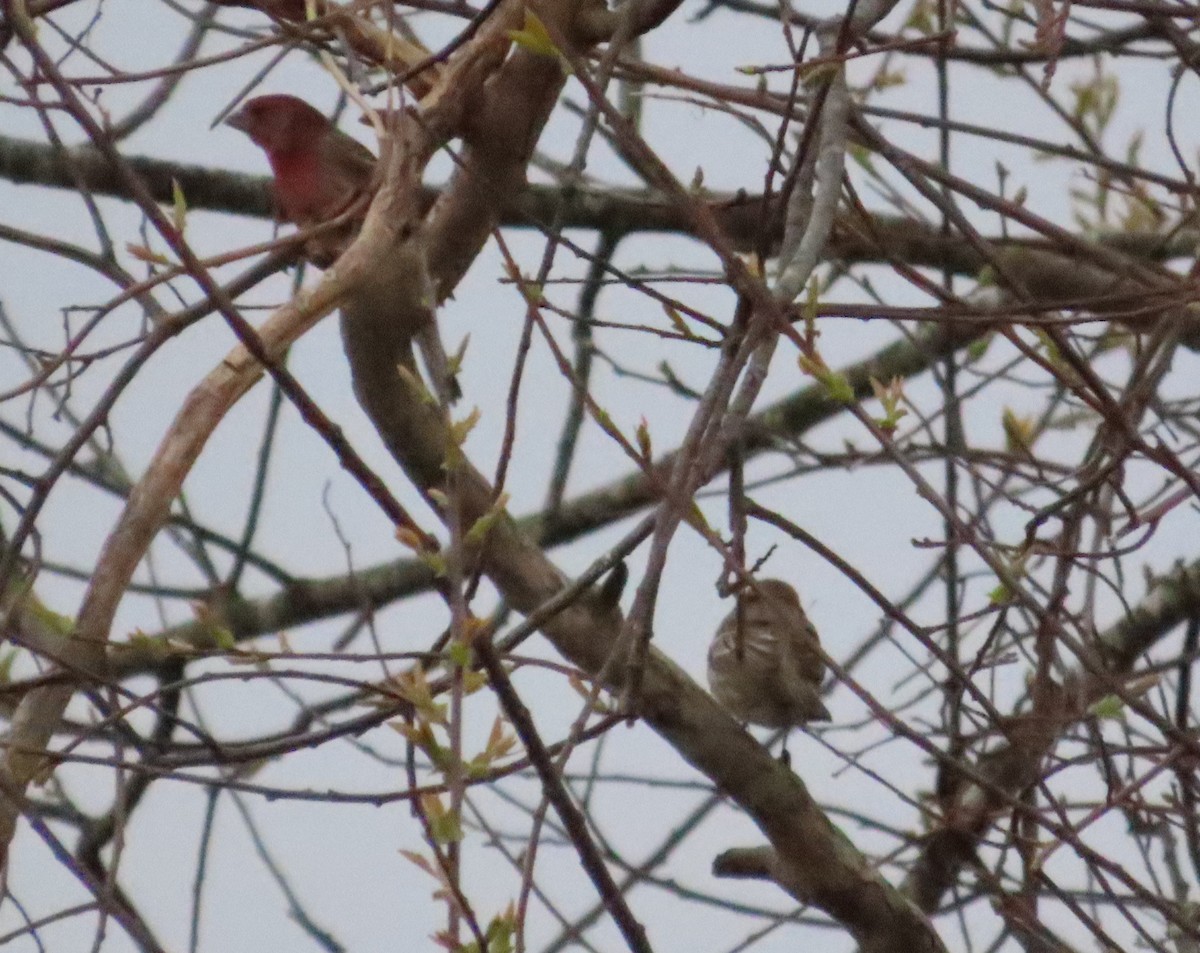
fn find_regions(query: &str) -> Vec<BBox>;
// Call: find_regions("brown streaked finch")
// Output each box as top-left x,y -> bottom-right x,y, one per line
225,94 -> 460,403
707,578 -> 830,761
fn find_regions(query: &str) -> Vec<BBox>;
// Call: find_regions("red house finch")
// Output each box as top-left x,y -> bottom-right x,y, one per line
707,579 -> 830,758
225,94 -> 375,268
225,94 -> 459,402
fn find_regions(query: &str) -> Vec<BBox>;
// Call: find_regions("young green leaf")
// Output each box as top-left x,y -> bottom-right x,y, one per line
508,9 -> 558,58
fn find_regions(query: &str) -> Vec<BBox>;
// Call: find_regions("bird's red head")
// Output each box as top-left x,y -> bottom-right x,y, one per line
225,95 -> 331,154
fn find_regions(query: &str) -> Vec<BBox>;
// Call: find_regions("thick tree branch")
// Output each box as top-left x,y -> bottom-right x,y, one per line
340,270 -> 948,953
326,1 -> 944,945
3,133 -> 1197,272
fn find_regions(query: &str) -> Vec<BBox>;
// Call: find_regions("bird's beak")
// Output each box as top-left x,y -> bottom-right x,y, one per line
224,108 -> 251,133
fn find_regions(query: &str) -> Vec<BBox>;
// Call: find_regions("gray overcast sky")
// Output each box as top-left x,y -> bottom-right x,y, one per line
1,0 -> 1195,949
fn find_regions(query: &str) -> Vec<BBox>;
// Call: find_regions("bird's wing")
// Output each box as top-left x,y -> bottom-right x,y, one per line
779,604 -> 824,684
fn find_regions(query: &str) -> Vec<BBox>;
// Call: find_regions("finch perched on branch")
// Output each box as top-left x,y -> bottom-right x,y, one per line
707,578 -> 830,760
225,94 -> 460,403
225,94 -> 375,268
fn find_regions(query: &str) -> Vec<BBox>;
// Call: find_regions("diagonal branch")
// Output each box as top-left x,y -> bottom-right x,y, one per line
338,255 -> 947,952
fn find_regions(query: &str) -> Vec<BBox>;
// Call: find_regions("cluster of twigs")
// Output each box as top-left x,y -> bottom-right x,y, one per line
1,0 -> 1200,951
